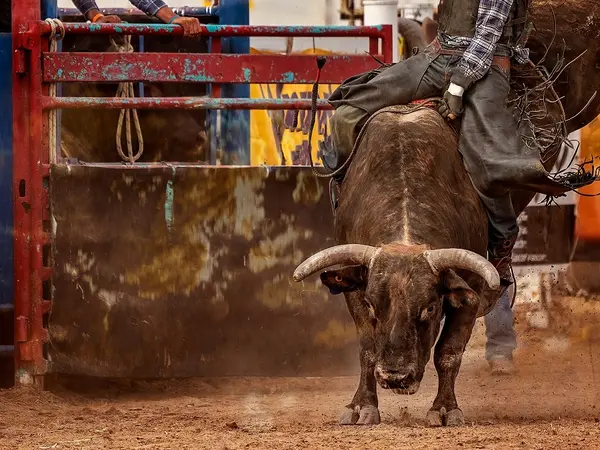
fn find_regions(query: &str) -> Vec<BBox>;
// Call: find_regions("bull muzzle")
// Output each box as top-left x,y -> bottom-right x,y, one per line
375,364 -> 420,395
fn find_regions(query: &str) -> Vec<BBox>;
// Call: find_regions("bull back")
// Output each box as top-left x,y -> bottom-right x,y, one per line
335,106 -> 487,253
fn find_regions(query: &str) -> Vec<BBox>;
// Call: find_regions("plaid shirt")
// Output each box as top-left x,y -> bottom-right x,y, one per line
72,0 -> 168,17
440,0 -> 530,82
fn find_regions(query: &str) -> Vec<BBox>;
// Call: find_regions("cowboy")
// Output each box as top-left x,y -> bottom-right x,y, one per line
72,0 -> 202,35
322,0 -> 587,286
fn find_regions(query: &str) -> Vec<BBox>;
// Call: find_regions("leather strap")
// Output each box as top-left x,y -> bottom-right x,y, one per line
431,39 -> 511,73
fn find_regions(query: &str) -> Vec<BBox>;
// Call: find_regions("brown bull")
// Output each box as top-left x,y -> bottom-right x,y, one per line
294,106 -> 501,426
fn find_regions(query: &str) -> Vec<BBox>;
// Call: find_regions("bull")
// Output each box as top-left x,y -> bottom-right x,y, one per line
294,105 -> 501,427
291,15 -> 592,425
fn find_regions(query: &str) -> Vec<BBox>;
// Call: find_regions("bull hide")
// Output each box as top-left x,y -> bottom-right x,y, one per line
529,0 -> 600,131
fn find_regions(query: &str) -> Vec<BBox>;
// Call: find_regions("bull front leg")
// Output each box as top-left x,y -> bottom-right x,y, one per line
339,291 -> 381,425
427,301 -> 478,427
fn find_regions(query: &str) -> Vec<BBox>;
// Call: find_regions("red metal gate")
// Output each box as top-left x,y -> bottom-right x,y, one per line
12,0 -> 392,385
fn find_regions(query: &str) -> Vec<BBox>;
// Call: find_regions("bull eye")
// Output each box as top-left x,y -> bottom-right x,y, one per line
420,304 -> 436,322
334,275 -> 343,283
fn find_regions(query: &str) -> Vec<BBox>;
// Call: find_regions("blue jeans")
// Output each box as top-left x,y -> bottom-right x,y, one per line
484,288 -> 517,361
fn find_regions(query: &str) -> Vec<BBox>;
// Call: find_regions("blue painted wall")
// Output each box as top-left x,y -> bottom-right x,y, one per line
219,0 -> 250,165
42,0 -> 58,21
0,33 -> 13,308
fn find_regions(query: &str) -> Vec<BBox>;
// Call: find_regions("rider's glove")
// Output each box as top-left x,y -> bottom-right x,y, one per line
438,82 -> 465,120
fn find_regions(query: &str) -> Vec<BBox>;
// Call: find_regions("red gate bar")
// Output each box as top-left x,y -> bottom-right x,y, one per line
43,53 -> 384,84
38,23 -> 391,38
36,23 -> 393,67
58,6 -> 219,17
41,97 -> 332,110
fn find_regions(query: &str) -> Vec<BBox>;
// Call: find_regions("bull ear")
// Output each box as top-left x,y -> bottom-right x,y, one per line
320,264 -> 368,295
441,270 -> 479,308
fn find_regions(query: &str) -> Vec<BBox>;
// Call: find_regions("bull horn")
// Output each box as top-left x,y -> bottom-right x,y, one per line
423,249 -> 500,290
293,244 -> 379,282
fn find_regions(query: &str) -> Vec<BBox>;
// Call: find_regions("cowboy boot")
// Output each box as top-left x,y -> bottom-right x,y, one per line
488,234 -> 518,287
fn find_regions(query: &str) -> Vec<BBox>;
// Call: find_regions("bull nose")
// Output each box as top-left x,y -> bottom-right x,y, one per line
375,366 -> 411,380
375,365 -> 414,390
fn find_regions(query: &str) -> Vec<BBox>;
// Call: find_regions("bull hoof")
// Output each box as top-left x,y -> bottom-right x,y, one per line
339,405 -> 380,425
425,408 -> 444,427
357,405 -> 380,425
445,408 -> 465,426
426,408 -> 464,427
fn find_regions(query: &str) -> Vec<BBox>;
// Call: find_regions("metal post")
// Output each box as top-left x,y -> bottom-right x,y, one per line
363,0 -> 399,62
12,0 -> 48,387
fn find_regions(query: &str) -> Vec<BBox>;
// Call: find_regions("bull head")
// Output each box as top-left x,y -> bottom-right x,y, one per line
293,244 -> 499,394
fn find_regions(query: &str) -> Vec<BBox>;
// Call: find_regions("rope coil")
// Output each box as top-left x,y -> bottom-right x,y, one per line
109,35 -> 144,163
45,19 -> 65,164
45,19 -> 144,164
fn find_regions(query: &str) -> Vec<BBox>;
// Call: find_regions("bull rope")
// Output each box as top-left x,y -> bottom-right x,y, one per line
110,35 -> 144,163
44,19 -> 65,164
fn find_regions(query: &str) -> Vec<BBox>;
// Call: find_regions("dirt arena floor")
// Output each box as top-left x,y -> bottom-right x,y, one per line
1,296 -> 599,449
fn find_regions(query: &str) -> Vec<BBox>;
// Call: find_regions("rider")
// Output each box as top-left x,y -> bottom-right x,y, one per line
71,0 -> 202,35
322,0 -> 592,287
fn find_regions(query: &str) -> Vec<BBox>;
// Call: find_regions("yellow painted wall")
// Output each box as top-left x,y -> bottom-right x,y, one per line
249,48 -> 339,166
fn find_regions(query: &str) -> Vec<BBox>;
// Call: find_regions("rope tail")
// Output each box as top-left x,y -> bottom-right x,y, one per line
306,56 -> 328,174
302,56 -> 399,180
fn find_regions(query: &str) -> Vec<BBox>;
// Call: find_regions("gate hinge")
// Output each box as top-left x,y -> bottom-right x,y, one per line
14,48 -> 29,75
15,315 -> 31,343
14,30 -> 36,75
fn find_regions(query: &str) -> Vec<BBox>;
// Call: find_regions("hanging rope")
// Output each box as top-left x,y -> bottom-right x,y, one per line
110,35 -> 144,163
44,19 -> 65,164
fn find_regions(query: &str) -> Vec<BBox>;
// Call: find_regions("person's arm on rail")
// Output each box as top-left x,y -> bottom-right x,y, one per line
71,0 -> 202,36
439,0 -> 528,120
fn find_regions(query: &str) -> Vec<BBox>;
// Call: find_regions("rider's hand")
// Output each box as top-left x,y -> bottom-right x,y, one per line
156,8 -> 202,36
95,15 -> 122,23
85,9 -> 122,23
171,17 -> 202,36
438,83 -> 465,121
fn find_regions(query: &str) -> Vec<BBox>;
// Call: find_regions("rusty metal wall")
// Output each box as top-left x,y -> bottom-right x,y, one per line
49,165 -> 359,378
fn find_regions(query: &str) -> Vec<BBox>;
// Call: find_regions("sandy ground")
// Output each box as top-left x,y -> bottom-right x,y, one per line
1,297 -> 600,449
